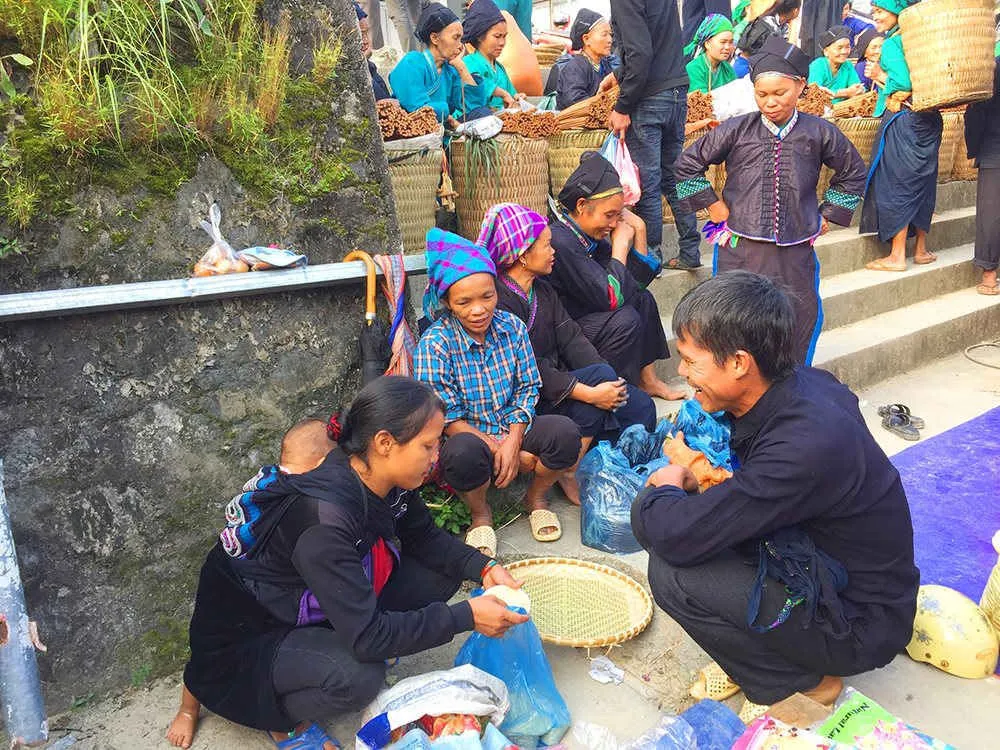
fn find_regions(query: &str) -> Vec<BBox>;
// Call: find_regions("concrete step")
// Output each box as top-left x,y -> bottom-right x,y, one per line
649,206 -> 977,312
813,287 -> 1000,392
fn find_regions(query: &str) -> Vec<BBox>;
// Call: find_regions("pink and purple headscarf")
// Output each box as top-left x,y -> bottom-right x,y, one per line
422,227 -> 497,320
476,203 -> 548,270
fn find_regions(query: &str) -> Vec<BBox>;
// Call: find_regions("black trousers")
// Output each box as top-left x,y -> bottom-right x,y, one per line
647,550 -> 866,705
271,557 -> 464,726
576,290 -> 669,385
975,167 -> 1000,272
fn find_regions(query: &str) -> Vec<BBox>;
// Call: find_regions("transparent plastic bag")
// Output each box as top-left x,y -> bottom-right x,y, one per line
617,419 -> 673,467
620,715 -> 697,750
599,134 -> 641,206
192,203 -> 249,276
454,601 -> 570,750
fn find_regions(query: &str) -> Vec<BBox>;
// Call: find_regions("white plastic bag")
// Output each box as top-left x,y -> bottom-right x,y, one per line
192,203 -> 249,276
356,665 -> 510,750
711,77 -> 758,122
455,116 -> 503,140
599,134 -> 641,206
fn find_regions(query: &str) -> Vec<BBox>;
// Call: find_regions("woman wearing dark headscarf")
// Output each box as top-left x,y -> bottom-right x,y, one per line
674,37 -> 867,364
388,2 -> 487,125
860,0 -> 942,272
461,0 -> 519,110
684,14 -> 737,93
479,203 -> 657,503
548,155 -> 684,401
355,2 -> 392,101
807,25 -> 864,104
554,10 -> 614,109
852,28 -> 883,90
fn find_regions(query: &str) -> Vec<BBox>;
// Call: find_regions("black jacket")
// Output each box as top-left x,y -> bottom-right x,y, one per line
965,59 -> 1000,169
631,367 -> 919,665
676,112 -> 867,245
610,0 -> 689,114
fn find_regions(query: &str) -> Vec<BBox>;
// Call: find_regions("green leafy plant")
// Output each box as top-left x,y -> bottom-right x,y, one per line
422,484 -> 524,536
0,53 -> 33,98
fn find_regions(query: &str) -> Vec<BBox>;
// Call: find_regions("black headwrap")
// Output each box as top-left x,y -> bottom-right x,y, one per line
819,25 -> 852,50
558,153 -> 623,209
462,0 -> 505,44
749,36 -> 811,80
415,2 -> 460,45
570,9 -> 607,51
853,27 -> 879,59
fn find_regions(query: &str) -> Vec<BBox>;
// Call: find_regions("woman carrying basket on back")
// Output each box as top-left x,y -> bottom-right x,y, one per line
859,0 -> 943,273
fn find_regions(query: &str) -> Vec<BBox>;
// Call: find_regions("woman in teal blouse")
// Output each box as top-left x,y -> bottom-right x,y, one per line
859,0 -> 943,273
388,4 -> 487,126
684,14 -> 737,94
807,25 -> 865,104
461,0 -> 519,110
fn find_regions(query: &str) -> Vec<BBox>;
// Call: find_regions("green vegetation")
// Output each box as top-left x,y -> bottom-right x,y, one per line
0,0 -> 364,230
422,483 -> 524,535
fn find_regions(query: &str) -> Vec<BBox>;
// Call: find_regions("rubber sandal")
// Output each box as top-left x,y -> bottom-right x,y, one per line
529,508 -> 562,542
690,662 -> 741,701
977,283 -> 999,296
465,525 -> 497,557
865,258 -> 906,272
877,403 -> 925,430
881,412 -> 920,441
739,699 -> 770,725
913,253 -> 937,265
664,256 -> 703,271
267,723 -> 340,749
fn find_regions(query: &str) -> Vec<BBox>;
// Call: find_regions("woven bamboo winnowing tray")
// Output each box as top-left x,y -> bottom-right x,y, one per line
506,557 -> 653,647
899,0 -> 996,111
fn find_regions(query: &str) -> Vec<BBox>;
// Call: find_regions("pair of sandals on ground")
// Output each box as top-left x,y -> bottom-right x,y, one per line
691,661 -> 844,726
465,503 -> 562,558
878,402 -> 925,442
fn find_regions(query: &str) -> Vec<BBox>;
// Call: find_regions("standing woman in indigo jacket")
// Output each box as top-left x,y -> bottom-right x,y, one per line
182,377 -> 526,749
964,56 -> 1000,295
389,3 -> 488,126
859,0 -> 942,272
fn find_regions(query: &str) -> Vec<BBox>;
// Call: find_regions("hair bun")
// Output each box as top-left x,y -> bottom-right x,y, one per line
327,412 -> 343,442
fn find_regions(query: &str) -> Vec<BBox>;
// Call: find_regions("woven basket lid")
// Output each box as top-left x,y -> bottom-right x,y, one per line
506,557 -> 653,647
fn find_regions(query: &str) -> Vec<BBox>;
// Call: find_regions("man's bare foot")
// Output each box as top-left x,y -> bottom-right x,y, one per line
557,473 -> 581,505
166,710 -> 198,748
802,675 -> 844,706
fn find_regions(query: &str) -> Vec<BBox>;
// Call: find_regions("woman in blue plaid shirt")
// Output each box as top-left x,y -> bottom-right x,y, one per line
415,229 -> 582,557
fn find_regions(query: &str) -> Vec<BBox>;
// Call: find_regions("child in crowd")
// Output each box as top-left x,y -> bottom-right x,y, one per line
165,419 -> 336,748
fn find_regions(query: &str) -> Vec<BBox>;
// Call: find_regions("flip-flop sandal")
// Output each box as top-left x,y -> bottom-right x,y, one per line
913,254 -> 938,265
977,283 -> 1000,296
267,723 -> 340,749
881,412 -> 920,441
865,258 -> 906,272
465,525 -> 497,557
690,662 -> 741,701
665,257 -> 703,271
877,403 -> 925,430
529,508 -> 562,542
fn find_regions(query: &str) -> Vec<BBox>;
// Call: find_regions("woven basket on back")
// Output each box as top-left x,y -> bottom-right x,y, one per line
947,109 -> 978,181
938,111 -> 964,183
505,557 -> 653,647
387,148 -> 443,254
451,134 -> 550,239
547,129 -> 608,198
899,0 -> 996,111
663,127 -> 723,223
835,116 -> 881,168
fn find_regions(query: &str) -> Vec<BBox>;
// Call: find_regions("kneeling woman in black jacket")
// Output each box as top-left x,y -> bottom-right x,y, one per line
183,376 -> 525,749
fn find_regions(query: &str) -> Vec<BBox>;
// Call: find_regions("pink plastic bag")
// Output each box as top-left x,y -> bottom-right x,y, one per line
599,134 -> 641,206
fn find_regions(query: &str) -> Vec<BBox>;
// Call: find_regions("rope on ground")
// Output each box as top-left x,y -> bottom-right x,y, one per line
964,338 -> 1000,370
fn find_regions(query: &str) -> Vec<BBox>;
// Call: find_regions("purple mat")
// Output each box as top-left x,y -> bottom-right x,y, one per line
889,406 -> 1000,603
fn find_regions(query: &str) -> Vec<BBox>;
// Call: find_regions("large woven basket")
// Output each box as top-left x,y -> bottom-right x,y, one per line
505,557 -> 653,647
547,129 -> 608,198
663,127 -> 723,223
387,148 -> 443,254
938,111 -> 964,183
835,116 -> 881,168
948,110 -> 978,181
899,0 -> 996,111
451,134 -> 550,239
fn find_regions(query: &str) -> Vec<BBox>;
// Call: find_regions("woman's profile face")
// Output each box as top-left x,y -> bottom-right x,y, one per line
386,410 -> 444,490
433,21 -> 465,59
871,7 -> 897,33
519,226 -> 555,276
582,21 -> 613,58
705,31 -> 735,64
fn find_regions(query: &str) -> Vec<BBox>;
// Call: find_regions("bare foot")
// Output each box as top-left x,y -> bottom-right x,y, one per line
557,473 -> 581,505
866,257 -> 906,272
913,250 -> 937,264
641,379 -> 687,400
802,675 -> 844,706
166,710 -> 198,748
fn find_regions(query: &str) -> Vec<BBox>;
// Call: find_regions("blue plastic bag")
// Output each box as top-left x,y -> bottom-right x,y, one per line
454,601 -> 570,750
671,400 -> 733,470
617,419 -> 673,466
679,700 -> 745,750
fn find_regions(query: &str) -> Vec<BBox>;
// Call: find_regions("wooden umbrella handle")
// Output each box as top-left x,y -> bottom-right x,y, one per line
344,250 -> 377,322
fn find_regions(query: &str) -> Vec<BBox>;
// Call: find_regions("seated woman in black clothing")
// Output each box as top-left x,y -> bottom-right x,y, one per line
182,377 -> 526,749
548,153 -> 684,401
478,203 -> 657,503
555,9 -> 615,109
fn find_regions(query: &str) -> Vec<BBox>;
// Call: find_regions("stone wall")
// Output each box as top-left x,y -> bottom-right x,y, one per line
0,0 -> 404,710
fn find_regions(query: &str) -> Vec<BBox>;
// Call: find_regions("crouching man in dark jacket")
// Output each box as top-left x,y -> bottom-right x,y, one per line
631,271 -> 919,723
